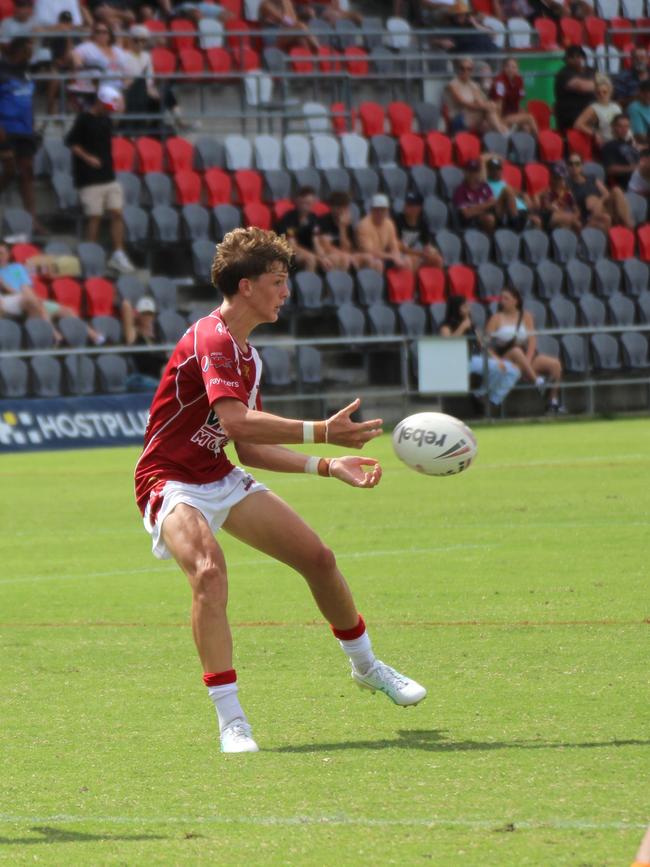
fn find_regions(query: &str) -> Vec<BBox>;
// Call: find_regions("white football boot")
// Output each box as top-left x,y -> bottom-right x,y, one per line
220,718 -> 259,753
352,660 -> 427,706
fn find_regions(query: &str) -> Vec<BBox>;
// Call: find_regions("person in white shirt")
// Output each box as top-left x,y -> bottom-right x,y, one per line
33,0 -> 91,27
71,21 -> 132,95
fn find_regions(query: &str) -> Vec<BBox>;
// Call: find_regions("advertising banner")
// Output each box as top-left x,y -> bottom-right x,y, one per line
0,393 -> 151,453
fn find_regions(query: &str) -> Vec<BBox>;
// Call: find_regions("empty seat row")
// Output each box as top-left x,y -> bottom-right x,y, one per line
0,354 -> 130,398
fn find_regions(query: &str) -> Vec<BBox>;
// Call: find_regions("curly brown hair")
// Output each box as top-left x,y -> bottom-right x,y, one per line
210,227 -> 293,297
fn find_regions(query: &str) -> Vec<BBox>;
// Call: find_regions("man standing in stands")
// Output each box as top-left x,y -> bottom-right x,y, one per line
65,84 -> 136,274
554,46 -> 596,133
134,227 -> 426,753
614,46 -> 650,107
355,194 -> 410,272
273,186 -> 320,272
601,114 -> 639,191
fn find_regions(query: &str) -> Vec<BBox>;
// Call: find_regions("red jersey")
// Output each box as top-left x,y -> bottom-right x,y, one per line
134,308 -> 262,515
490,73 -> 525,117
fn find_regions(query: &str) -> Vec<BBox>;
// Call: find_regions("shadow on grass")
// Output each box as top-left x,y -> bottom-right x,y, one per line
0,826 -> 167,846
271,729 -> 650,754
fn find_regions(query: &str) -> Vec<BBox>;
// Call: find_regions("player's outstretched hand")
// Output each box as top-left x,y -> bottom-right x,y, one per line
330,456 -> 382,488
326,398 -> 383,449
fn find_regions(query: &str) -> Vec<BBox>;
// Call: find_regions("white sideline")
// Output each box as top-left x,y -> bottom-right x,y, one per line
0,813 -> 645,831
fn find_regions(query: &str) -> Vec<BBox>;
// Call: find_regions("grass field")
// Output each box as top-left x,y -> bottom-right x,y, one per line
1,417 -> 649,866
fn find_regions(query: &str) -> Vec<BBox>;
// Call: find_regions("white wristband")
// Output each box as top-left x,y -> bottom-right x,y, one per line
304,456 -> 319,475
303,421 -> 315,443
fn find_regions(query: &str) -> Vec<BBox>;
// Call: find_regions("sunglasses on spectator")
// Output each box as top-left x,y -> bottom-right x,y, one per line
568,159 -> 582,165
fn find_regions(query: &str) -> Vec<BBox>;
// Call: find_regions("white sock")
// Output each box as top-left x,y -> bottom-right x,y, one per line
208,683 -> 245,732
338,632 -> 376,676
535,376 -> 545,387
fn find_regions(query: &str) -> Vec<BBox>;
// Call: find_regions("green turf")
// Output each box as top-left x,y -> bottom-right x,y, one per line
1,418 -> 648,865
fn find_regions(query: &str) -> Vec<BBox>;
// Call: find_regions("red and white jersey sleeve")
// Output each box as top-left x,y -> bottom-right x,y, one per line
134,309 -> 263,514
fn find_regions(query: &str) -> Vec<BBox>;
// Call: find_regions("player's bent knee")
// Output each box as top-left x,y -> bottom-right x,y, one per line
192,563 -> 228,608
308,542 -> 337,578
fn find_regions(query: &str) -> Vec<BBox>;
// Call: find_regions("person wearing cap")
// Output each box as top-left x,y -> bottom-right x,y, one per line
355,194 -> 410,272
554,46 -> 596,133
65,86 -> 136,274
313,191 -> 383,273
123,295 -> 168,391
535,162 -> 582,232
482,154 -> 539,231
394,192 -> 443,270
452,159 -> 502,233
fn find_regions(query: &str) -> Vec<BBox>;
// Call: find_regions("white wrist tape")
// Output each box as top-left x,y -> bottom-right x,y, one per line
304,456 -> 319,475
303,421 -> 315,443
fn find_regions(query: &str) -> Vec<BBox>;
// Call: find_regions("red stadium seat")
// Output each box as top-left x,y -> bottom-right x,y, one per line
471,0 -> 492,13
524,162 -> 550,196
32,277 -> 49,300
224,18 -> 251,49
398,133 -> 425,167
611,18 -> 631,51
243,201 -> 271,230
51,278 -> 82,316
289,46 -> 313,73
637,19 -> 650,49
166,136 -> 194,174
426,132 -> 453,168
609,226 -> 635,260
178,47 -> 205,77
386,269 -> 415,304
533,17 -> 559,50
206,47 -> 233,74
559,17 -> 582,47
11,243 -> 40,263
221,0 -> 242,15
316,45 -> 342,73
170,18 -> 196,53
502,161 -> 522,191
174,170 -> 202,205
637,224 -> 650,261
273,199 -> 293,221
359,101 -> 385,136
417,267 -> 446,304
0,0 -> 15,18
537,129 -> 564,163
454,132 -> 481,165
344,46 -> 369,76
448,264 -> 476,301
151,47 -> 176,76
234,170 -> 263,204
566,129 -> 593,161
584,15 -> 607,48
204,168 -> 232,207
311,201 -> 330,216
526,99 -> 552,132
85,277 -> 115,317
135,137 -> 164,173
331,101 -> 352,134
112,137 -> 136,172
387,101 -> 414,137
144,18 -> 166,36
233,46 -> 261,71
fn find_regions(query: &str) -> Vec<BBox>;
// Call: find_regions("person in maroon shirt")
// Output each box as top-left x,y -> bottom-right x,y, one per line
453,158 -> 512,233
134,227 -> 426,753
489,57 -> 538,135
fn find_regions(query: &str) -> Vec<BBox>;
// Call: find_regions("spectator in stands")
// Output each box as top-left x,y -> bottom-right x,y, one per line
486,287 -> 564,414
33,0 -> 91,28
567,152 -> 633,230
613,46 -> 649,107
0,241 -> 106,344
0,38 -> 45,235
356,194 -> 410,272
394,192 -> 444,270
483,156 -> 538,230
573,74 -> 623,149
43,10 -> 77,125
85,0 -> 136,29
313,191 -> 382,273
489,57 -> 538,135
289,0 -> 363,26
554,46 -> 596,133
453,159 -> 508,234
71,21 -> 132,95
65,85 -> 136,274
258,0 -> 319,52
440,295 -> 520,414
123,295 -> 168,391
274,186 -> 320,272
601,114 -> 639,191
535,161 -> 582,232
628,80 -> 650,145
445,57 -> 507,135
629,147 -> 650,197
442,5 -> 498,56
0,0 -> 46,66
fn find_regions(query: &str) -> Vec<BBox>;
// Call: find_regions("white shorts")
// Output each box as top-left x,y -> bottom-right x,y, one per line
0,293 -> 24,316
143,467 -> 268,560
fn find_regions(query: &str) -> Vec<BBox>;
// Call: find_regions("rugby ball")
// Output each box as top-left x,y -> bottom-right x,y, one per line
392,412 -> 477,476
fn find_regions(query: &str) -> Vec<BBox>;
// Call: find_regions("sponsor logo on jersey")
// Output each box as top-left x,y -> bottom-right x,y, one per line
191,408 -> 228,454
201,351 -> 236,373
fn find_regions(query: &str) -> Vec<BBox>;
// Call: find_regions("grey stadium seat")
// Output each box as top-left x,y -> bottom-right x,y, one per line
294,271 -> 323,308
620,332 -> 649,369
194,137 -> 225,170
117,171 -> 142,206
192,240 -> 216,284
526,297 -> 548,329
463,229 -> 491,266
181,204 -> 211,241
367,302 -> 397,336
302,101 -> 330,133
521,228 -> 549,265
63,354 -> 96,395
44,240 -> 72,255
116,275 -> 147,305
561,334 -> 589,375
483,131 -> 508,158
78,242 -> 106,277
411,166 -> 438,201
535,334 -> 560,358
253,135 -> 281,171
213,204 -> 241,241
469,301 -> 486,331
325,270 -> 354,305
370,46 -> 397,75
96,354 -> 128,393
507,261 -> 534,298
509,131 -> 537,165
264,169 -> 291,203
590,333 -> 621,372
158,310 -> 188,343
43,138 -> 72,174
535,258 -> 563,300
334,18 -> 360,49
123,205 -> 149,245
296,345 -> 322,386
579,227 -> 607,263
0,358 -> 29,397
151,206 -> 180,243
397,301 -> 427,337
607,291 -> 636,326
283,134 -> 311,171
341,134 -> 369,170
52,172 -> 78,210
3,208 -> 33,240
414,101 -> 440,133
91,315 -> 122,343
361,16 -> 384,51
423,196 -> 448,233
352,168 -> 380,206
369,135 -> 397,169
0,319 -> 21,350
636,290 -> 650,323
58,315 -> 88,347
494,228 -> 520,265
31,356 -> 62,397
549,295 -> 577,329
321,168 -> 351,198
224,134 -> 253,170
356,268 -> 384,306
292,168 -> 321,197
380,167 -> 408,209
565,257 -> 592,299
578,293 -> 606,327
260,346 -> 293,387
477,262 -> 505,300
429,302 -> 447,333
336,302 -> 366,338
622,258 -> 648,297
593,258 -> 621,297
24,318 -> 56,349
582,161 -> 605,182
550,227 -> 578,265
438,165 -> 463,201
435,229 -> 462,265
625,191 -> 647,227
144,172 -> 173,208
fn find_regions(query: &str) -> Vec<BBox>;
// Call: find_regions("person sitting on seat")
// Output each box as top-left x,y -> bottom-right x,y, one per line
355,194 -> 411,272
274,186 -> 321,272
535,161 -> 582,232
394,192 -> 444,270
313,191 -> 382,273
123,295 -> 168,391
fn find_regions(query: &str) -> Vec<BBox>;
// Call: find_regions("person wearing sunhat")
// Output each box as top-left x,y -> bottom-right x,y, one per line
355,194 -> 410,272
394,192 -> 444,270
124,295 -> 168,392
65,84 -> 136,274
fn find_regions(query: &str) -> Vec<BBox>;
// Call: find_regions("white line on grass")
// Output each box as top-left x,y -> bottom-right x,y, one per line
0,814 -> 645,832
0,544 -> 496,586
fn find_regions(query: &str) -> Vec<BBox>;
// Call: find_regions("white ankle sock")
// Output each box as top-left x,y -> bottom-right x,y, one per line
208,683 -> 245,732
338,632 -> 376,676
